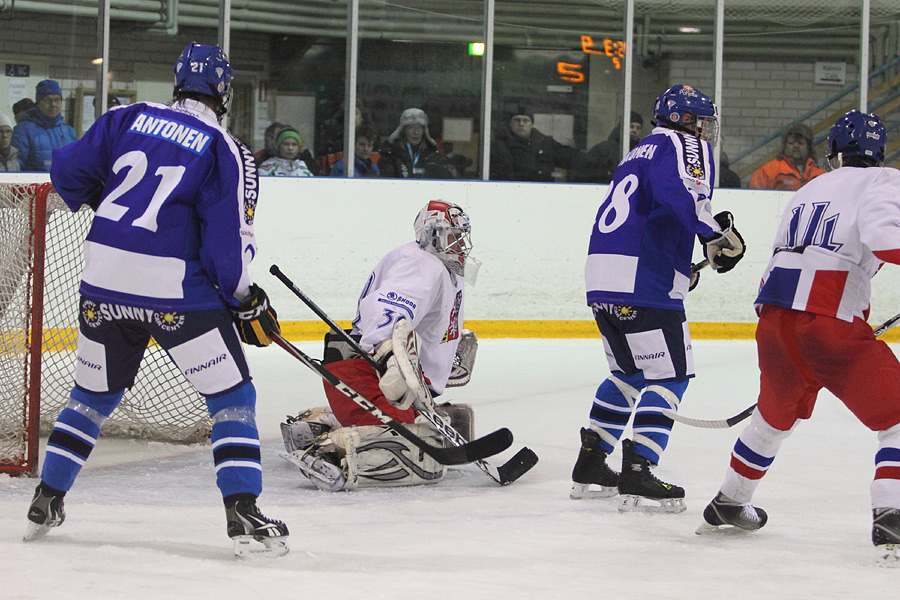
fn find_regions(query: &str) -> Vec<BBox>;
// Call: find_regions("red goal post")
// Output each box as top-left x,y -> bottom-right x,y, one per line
0,182 -> 210,477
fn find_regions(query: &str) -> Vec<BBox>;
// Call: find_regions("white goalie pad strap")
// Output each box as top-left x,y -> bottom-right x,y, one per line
389,319 -> 432,412
447,329 -> 478,388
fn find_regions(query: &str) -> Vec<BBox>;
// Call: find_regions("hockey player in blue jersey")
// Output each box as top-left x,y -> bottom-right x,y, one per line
24,43 -> 289,559
570,85 -> 746,513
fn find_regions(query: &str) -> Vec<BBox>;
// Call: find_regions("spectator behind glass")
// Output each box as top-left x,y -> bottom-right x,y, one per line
445,152 -> 474,179
718,150 -> 742,188
11,80 -> 77,172
258,126 -> 319,177
378,108 -> 451,179
12,98 -> 35,124
749,122 -> 825,190
570,111 -> 644,183
324,103 -> 379,174
253,121 -> 283,166
490,104 -> 582,182
0,112 -> 19,172
329,124 -> 380,178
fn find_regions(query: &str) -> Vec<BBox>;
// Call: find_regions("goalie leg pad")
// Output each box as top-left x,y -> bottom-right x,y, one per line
280,406 -> 340,452
350,423 -> 446,489
436,402 -> 475,441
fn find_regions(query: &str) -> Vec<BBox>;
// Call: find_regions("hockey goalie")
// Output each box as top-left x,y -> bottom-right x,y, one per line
280,201 -> 479,491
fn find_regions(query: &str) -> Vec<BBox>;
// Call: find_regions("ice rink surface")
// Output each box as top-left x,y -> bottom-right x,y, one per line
2,338 -> 897,599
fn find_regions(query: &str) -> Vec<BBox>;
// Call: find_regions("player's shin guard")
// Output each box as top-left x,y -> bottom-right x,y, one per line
208,383 -> 262,499
871,423 -> 900,510
40,388 -> 123,492
588,372 -> 645,453
720,410 -> 794,503
632,380 -> 687,465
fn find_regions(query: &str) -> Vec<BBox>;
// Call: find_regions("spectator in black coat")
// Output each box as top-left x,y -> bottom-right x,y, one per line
569,111 -> 644,183
490,104 -> 581,182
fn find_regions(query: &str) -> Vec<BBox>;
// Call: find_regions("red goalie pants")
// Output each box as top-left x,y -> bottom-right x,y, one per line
756,304 -> 900,432
323,358 -> 418,427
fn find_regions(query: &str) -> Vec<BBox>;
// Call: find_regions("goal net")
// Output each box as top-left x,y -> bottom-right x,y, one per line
0,183 -> 211,476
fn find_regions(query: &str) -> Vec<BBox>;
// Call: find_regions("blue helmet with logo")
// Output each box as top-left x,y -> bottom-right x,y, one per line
173,42 -> 233,119
827,109 -> 885,166
653,84 -> 719,147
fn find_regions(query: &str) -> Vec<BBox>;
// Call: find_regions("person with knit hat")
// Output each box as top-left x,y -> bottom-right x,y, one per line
0,112 -> 19,172
490,102 -> 582,182
570,111 -> 645,183
10,79 -> 76,172
749,122 -> 825,190
378,108 -> 451,179
258,125 -> 318,177
12,98 -> 35,124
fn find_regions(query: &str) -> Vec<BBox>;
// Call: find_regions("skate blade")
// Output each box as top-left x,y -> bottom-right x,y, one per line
23,521 -> 55,543
618,494 -> 686,514
570,482 -> 617,500
233,535 -> 290,560
876,544 -> 900,568
695,521 -> 759,536
279,451 -> 345,492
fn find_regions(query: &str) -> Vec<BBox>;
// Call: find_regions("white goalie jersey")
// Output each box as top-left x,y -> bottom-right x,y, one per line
352,241 -> 465,395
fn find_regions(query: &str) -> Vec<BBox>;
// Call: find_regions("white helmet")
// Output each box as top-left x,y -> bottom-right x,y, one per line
414,200 -> 473,276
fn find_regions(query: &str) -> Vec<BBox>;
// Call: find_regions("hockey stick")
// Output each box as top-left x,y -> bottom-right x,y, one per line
269,264 -> 539,485
269,331 -> 512,466
692,259 -> 710,273
663,309 -> 900,429
874,312 -> 900,337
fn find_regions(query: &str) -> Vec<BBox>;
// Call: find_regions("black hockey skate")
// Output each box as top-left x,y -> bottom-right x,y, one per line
225,495 -> 289,559
23,483 -> 66,542
696,492 -> 768,534
570,427 -> 619,499
873,507 -> 900,567
617,439 -> 686,513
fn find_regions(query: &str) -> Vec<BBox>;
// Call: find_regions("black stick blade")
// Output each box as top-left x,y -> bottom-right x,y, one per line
458,427 -> 513,463
497,447 -> 539,485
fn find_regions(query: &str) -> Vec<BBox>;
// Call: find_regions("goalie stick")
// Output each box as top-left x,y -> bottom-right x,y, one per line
269,332 -> 512,466
663,310 -> 900,429
269,264 -> 539,485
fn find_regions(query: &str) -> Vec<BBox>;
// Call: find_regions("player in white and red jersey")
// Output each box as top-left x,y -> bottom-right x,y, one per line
699,110 -> 900,566
279,201 -> 480,491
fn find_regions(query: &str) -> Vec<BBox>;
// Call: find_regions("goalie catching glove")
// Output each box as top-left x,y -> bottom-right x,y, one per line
699,211 -> 746,273
373,319 -> 433,412
229,284 -> 281,347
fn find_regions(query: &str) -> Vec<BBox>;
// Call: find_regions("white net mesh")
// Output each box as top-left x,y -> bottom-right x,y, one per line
0,184 -> 210,475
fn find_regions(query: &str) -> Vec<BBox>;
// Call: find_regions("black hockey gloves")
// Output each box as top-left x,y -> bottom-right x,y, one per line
699,211 -> 746,273
230,284 -> 281,347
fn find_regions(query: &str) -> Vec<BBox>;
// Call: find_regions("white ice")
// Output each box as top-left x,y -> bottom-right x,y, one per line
2,339 -> 897,599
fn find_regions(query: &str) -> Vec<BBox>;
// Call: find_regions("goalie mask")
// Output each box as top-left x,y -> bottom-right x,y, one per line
414,200 -> 475,278
653,84 -> 719,148
174,42 -> 234,121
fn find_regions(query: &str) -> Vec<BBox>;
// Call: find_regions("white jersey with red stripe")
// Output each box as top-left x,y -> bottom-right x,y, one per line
755,165 -> 900,322
351,241 -> 464,394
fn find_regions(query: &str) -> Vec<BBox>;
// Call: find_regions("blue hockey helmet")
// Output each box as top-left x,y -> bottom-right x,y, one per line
173,42 -> 233,120
827,109 -> 886,166
653,84 -> 719,147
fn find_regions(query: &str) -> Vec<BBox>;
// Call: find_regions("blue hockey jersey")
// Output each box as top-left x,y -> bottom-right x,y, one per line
50,99 -> 259,311
585,127 -> 721,311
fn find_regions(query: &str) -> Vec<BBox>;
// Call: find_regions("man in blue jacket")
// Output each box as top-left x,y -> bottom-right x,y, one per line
11,79 -> 77,171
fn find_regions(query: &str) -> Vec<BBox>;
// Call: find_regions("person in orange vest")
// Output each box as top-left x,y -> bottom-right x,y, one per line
749,122 -> 825,190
